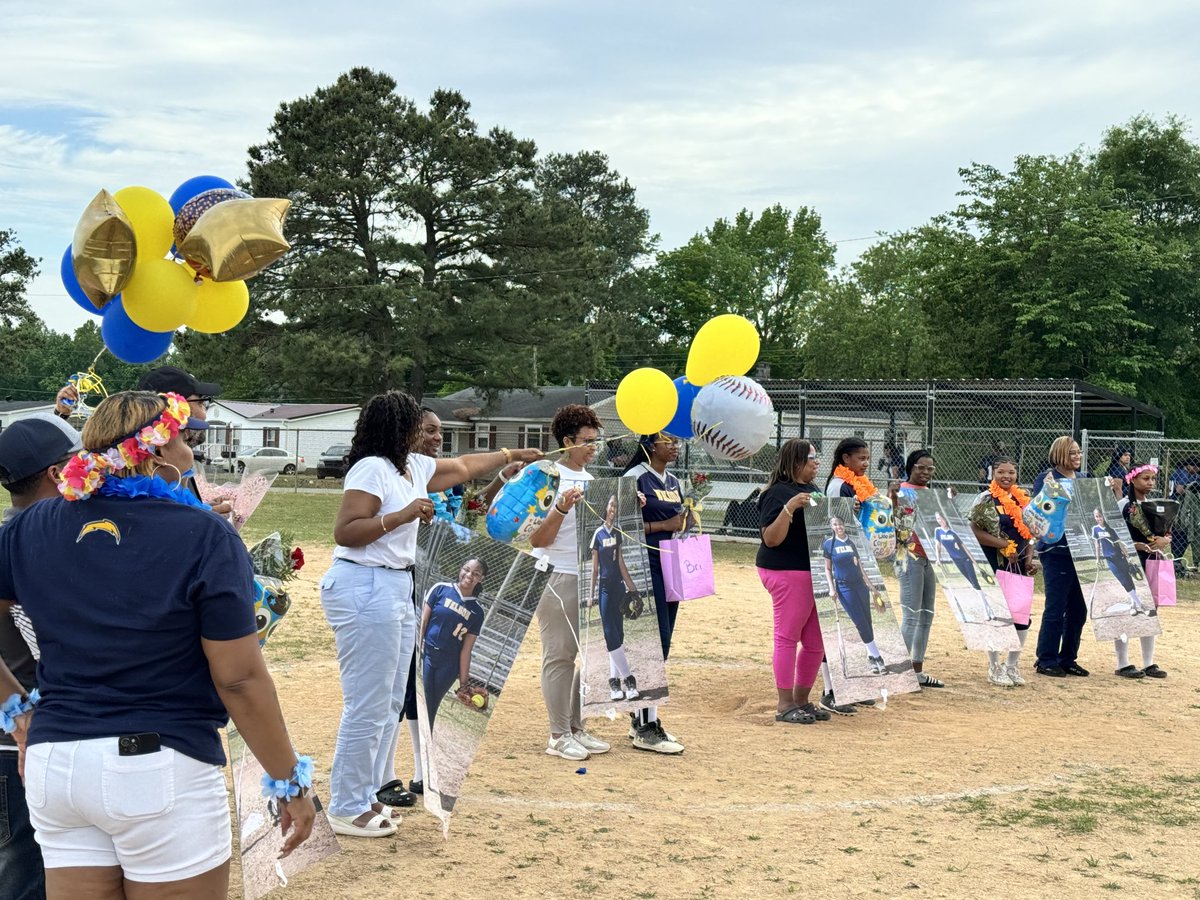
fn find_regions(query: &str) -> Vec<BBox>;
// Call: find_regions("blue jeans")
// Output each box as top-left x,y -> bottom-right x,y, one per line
0,750 -> 45,899
898,556 -> 937,663
1036,550 -> 1087,668
320,560 -> 416,818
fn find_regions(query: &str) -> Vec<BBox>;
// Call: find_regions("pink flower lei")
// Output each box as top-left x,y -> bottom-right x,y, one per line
58,393 -> 192,501
1124,463 -> 1158,484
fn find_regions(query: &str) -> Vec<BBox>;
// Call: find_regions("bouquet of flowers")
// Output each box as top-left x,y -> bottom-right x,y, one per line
681,472 -> 714,534
690,471 -> 714,502
194,469 -> 276,532
247,532 -> 304,646
460,484 -> 489,533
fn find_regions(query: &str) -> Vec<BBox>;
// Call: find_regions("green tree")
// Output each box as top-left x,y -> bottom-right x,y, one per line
644,205 -> 835,378
0,229 -> 38,328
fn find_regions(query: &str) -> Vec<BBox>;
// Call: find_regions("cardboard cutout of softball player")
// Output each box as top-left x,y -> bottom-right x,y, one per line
228,726 -> 340,900
911,491 -> 1021,652
575,476 -> 670,717
1063,478 -> 1162,643
807,497 -> 919,704
414,520 -> 551,834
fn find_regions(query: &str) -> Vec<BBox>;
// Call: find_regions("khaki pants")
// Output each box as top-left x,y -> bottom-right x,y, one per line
535,572 -> 582,737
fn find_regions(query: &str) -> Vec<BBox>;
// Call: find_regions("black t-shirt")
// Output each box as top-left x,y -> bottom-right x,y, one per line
756,482 -> 816,570
0,494 -> 257,765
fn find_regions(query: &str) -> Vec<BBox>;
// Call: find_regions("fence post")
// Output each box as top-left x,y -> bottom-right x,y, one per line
798,387 -> 807,440
294,428 -> 300,493
925,384 -> 935,449
1080,429 -> 1089,469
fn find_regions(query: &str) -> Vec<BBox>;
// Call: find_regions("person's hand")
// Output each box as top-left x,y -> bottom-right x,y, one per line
13,712 -> 30,782
1152,535 -> 1172,553
637,491 -> 647,508
277,793 -> 316,858
1027,557 -> 1040,576
398,497 -> 435,525
54,384 -> 78,417
557,487 -> 583,512
660,513 -> 685,533
210,500 -> 234,517
500,461 -> 524,481
512,448 -> 543,463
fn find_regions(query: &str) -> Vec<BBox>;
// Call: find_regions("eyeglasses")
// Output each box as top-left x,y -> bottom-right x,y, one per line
655,439 -> 682,448
806,454 -> 818,460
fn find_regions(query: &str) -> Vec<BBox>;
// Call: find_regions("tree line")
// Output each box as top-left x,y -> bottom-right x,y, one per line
2,68 -> 1198,433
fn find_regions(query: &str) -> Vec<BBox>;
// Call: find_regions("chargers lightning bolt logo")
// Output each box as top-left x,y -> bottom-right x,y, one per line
76,519 -> 121,545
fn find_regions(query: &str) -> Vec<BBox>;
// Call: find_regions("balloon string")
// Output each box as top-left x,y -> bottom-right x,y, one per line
576,494 -> 672,556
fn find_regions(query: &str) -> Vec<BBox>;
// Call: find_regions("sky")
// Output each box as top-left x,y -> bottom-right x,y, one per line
2,0 -> 1198,333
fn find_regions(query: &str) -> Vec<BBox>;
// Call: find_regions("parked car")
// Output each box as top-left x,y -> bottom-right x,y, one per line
194,442 -> 238,473
234,447 -> 304,476
317,444 -> 351,479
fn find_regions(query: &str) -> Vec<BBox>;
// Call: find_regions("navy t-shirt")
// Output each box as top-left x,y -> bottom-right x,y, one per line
423,582 -> 485,653
0,494 -> 256,766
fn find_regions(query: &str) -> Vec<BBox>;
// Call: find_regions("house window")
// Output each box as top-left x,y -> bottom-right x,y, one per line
520,424 -> 550,451
441,430 -> 454,454
468,425 -> 497,451
263,428 -> 281,448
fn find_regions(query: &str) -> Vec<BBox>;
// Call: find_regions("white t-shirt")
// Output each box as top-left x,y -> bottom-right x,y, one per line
535,467 -> 593,576
333,453 -> 437,570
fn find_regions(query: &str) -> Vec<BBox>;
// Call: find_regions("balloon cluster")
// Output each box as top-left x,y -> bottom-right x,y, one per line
61,176 -> 291,363
614,314 -> 775,462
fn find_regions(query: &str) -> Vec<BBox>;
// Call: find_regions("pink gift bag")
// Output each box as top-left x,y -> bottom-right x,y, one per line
995,569 -> 1034,625
1145,556 -> 1177,607
659,535 -> 716,602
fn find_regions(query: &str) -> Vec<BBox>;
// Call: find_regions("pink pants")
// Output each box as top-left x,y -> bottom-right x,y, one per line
758,568 -> 825,691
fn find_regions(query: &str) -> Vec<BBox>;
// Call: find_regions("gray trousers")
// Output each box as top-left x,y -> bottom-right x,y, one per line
899,555 -> 937,663
535,572 -> 582,737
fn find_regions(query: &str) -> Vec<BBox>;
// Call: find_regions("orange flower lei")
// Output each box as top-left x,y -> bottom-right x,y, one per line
989,480 -> 1032,541
833,465 -> 877,501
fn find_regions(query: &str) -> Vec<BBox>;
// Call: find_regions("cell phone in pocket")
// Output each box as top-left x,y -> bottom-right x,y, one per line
118,732 -> 162,756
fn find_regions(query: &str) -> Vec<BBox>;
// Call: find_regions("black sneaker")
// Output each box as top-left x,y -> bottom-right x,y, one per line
632,720 -> 684,754
408,779 -> 424,795
819,691 -> 856,716
622,675 -> 640,700
1035,664 -> 1067,677
854,698 -> 877,707
1062,663 -> 1090,677
609,677 -> 623,700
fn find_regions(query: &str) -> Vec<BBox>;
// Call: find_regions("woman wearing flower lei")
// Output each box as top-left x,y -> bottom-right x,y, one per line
1112,463 -> 1172,680
969,455 -> 1039,687
0,391 -> 315,896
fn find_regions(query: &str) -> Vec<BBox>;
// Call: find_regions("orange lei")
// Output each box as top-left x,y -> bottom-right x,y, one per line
834,465 -> 877,501
989,481 -> 1032,541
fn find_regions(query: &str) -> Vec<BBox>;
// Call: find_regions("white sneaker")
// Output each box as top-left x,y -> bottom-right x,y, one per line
1005,664 -> 1026,686
546,734 -> 589,761
608,677 -> 623,701
988,663 -> 1014,687
622,675 -> 640,700
572,730 -> 610,755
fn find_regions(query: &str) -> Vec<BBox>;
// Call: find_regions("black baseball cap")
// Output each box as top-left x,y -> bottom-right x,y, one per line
135,366 -> 220,400
0,415 -> 84,486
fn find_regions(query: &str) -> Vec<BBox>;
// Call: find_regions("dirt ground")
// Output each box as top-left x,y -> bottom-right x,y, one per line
234,546 -> 1200,900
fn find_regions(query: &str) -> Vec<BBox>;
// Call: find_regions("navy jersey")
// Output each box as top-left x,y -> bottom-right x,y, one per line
1092,524 -> 1122,559
825,476 -> 856,498
934,527 -> 970,562
822,536 -> 862,584
423,582 -> 485,653
627,464 -> 684,550
590,524 -> 624,588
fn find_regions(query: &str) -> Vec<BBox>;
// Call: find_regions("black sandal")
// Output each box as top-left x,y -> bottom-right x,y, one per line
376,779 -> 417,807
799,702 -> 831,722
1114,665 -> 1145,679
775,706 -> 816,725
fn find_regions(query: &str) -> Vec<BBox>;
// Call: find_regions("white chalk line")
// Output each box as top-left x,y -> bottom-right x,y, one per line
466,777 -> 1071,816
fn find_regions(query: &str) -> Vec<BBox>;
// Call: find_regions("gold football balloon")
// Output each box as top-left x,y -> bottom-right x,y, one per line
177,197 -> 291,282
71,189 -> 136,310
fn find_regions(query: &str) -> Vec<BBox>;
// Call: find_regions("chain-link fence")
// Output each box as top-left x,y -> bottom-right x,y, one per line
587,379 -> 1166,539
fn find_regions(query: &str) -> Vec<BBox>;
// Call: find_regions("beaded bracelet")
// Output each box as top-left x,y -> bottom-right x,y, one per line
0,689 -> 39,734
260,755 -> 314,801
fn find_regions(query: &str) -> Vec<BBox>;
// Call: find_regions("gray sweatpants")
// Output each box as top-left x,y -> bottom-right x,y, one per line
899,555 -> 937,663
536,572 -> 582,737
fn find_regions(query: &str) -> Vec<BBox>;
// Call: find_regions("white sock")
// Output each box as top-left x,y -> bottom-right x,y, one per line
820,662 -> 833,694
609,646 -> 631,679
408,718 -> 423,782
1140,634 -> 1156,667
1128,590 -> 1142,608
1007,629 -> 1027,667
987,650 -> 1001,667
1115,638 -> 1131,669
865,641 -> 881,658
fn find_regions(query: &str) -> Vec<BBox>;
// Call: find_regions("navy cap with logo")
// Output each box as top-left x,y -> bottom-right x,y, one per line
0,414 -> 84,487
135,366 -> 220,400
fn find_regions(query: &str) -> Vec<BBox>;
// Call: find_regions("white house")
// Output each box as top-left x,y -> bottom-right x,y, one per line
207,401 -> 361,472
0,401 -> 61,430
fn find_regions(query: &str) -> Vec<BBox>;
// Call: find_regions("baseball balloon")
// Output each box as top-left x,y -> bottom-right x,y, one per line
691,375 -> 774,462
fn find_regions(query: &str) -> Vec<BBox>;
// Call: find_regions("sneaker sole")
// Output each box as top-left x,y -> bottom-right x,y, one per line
632,740 -> 684,755
545,747 -> 589,761
819,703 -> 856,717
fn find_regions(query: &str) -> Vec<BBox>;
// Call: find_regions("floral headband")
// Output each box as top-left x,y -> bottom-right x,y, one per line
1125,463 -> 1158,484
58,393 -> 193,501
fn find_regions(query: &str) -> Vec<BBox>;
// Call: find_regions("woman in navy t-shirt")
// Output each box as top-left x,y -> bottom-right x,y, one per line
0,391 -> 315,893
419,558 -> 488,731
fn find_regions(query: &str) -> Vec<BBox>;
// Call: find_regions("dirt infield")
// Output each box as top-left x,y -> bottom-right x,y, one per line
236,546 -> 1200,899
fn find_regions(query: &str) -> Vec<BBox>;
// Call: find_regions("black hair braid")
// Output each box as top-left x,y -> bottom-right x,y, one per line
347,391 -> 423,475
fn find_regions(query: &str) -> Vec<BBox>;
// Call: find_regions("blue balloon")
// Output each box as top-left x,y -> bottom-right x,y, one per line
168,175 -> 236,215
101,296 -> 174,364
663,376 -> 701,440
61,246 -> 101,315
486,461 -> 561,543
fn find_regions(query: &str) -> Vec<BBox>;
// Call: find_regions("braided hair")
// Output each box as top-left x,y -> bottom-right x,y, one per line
347,391 -> 424,476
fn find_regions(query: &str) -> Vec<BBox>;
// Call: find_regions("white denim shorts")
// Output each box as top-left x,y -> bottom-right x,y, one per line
24,737 -> 231,882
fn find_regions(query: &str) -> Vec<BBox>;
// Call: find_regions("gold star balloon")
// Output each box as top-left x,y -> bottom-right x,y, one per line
177,197 -> 291,282
71,189 -> 135,310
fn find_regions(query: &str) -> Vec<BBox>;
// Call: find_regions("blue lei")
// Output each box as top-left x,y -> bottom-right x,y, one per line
97,471 -> 211,510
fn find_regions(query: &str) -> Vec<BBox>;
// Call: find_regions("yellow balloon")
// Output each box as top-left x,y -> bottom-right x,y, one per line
123,257 -> 198,332
615,368 -> 677,435
186,279 -> 250,333
685,314 -> 761,386
113,186 -> 175,259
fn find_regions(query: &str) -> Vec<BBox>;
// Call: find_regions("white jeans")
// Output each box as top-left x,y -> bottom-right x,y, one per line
24,738 -> 230,881
320,559 -> 416,817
